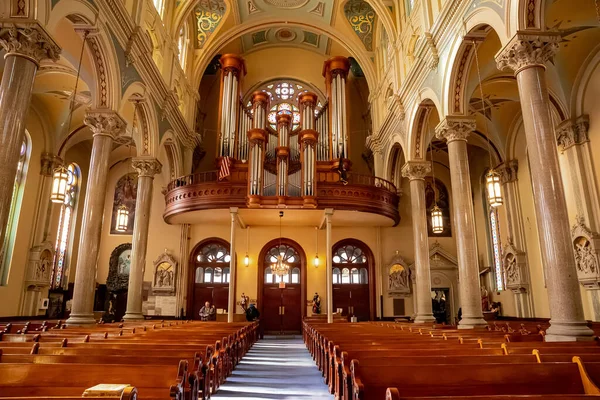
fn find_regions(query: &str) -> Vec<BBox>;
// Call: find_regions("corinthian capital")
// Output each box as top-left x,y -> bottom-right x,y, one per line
0,22 -> 61,65
556,115 -> 589,151
84,110 -> 126,139
497,159 -> 519,184
401,161 -> 431,180
435,116 -> 476,143
132,158 -> 162,178
496,31 -> 560,74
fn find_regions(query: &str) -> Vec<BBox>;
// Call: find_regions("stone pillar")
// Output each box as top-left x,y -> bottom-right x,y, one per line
325,208 -> 334,323
67,110 -> 125,326
401,161 -> 436,323
435,116 -> 487,329
228,208 -> 238,323
123,157 -> 162,321
497,160 -> 533,318
497,32 -> 593,340
0,23 -> 60,252
177,224 -> 191,317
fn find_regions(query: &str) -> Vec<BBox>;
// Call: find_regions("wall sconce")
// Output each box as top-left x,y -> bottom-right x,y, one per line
314,226 -> 319,268
244,226 -> 250,267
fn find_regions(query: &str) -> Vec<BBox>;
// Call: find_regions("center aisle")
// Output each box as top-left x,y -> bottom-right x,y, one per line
211,336 -> 334,400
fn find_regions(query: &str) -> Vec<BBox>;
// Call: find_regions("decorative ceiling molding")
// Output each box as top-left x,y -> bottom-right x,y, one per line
309,1 -> 325,16
263,0 -> 310,7
194,0 -> 227,49
344,0 -> 376,52
247,0 -> 262,14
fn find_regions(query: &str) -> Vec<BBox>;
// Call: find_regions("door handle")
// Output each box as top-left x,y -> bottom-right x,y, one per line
279,306 -> 285,315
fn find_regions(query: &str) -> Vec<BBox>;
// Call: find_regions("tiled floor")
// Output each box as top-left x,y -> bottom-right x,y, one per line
211,336 -> 334,400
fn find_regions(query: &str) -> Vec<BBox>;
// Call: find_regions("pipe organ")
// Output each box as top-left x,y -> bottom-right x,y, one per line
216,55 -> 352,208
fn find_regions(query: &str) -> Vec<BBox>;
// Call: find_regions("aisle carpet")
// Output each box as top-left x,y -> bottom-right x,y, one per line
211,336 -> 334,399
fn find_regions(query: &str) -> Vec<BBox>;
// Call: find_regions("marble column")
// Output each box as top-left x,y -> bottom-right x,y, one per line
435,116 -> 487,329
402,161 -> 436,324
228,208 -> 238,323
497,32 -> 593,340
123,157 -> 162,321
67,110 -> 126,326
325,208 -> 334,323
0,23 -> 60,253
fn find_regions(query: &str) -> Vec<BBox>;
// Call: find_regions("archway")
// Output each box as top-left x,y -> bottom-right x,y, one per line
187,238 -> 233,319
257,238 -> 307,333
332,239 -> 376,321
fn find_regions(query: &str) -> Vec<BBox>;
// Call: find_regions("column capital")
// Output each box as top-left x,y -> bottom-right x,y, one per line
219,54 -> 246,77
323,56 -> 350,80
556,115 -> 589,151
132,157 -> 162,178
299,92 -> 318,107
497,159 -> 519,184
401,161 -> 431,181
496,31 -> 561,74
40,153 -> 62,177
435,116 -> 476,143
250,91 -> 270,108
84,110 -> 127,139
0,22 -> 61,66
276,112 -> 292,128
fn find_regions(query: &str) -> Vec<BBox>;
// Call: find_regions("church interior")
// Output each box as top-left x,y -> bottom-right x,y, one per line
1,0 -> 600,398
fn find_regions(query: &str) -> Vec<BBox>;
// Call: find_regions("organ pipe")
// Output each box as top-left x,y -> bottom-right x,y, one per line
218,54 -> 246,158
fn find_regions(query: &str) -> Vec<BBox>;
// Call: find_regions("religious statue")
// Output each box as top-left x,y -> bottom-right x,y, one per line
312,292 -> 322,315
504,255 -> 519,285
574,239 -> 598,274
481,286 -> 490,311
388,263 -> 410,293
240,293 -> 249,312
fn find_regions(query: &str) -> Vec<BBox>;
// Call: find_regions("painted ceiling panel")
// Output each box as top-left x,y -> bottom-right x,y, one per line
236,0 -> 334,24
241,27 -> 329,54
194,0 -> 227,49
344,0 -> 376,52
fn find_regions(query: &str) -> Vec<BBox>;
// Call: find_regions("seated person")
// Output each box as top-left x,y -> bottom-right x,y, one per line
245,303 -> 260,321
199,301 -> 216,321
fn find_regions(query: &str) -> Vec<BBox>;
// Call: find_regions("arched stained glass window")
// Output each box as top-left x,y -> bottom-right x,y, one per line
332,243 -> 369,284
333,244 -> 367,264
51,163 -> 80,289
263,243 -> 301,284
0,136 -> 30,284
333,267 -> 341,284
196,242 -> 231,263
193,240 -> 231,285
489,208 -> 504,291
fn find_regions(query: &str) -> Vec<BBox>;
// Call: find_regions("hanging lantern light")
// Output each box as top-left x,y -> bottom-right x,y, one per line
244,253 -> 250,267
50,165 -> 69,203
431,205 -> 444,234
244,227 -> 250,267
116,204 -> 129,232
486,169 -> 503,208
272,211 -> 290,277
314,255 -> 319,268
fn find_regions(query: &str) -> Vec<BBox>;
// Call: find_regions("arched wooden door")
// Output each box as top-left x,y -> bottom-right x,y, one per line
187,239 -> 231,319
332,240 -> 376,321
257,239 -> 306,333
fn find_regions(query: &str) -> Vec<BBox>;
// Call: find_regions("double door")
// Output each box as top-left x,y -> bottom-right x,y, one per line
332,284 -> 370,321
262,284 -> 301,333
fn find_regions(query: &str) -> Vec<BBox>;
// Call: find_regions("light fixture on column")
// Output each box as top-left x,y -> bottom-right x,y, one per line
473,39 -> 503,208
272,211 -> 290,277
51,29 -> 90,203
116,107 -> 137,232
428,121 -> 444,234
314,226 -> 319,268
50,165 -> 69,203
244,226 -> 250,267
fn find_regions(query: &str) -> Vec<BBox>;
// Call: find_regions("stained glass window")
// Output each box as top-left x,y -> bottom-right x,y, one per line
332,243 -> 369,284
153,0 -> 164,16
489,208 -> 504,291
0,136 -> 30,285
52,163 -> 80,289
268,103 -> 301,131
194,241 -> 231,284
264,243 -> 301,283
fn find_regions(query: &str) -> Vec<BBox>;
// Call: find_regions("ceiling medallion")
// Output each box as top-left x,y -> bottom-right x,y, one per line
275,28 -> 297,42
263,0 -> 310,9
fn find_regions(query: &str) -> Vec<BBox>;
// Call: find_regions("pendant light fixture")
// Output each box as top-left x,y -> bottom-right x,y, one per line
314,226 -> 319,268
272,211 -> 290,277
426,111 -> 444,234
51,29 -> 90,203
116,109 -> 137,232
244,226 -> 250,267
472,39 -> 503,208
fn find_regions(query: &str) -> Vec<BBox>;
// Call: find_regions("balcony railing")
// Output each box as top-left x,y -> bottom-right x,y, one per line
166,170 -> 218,192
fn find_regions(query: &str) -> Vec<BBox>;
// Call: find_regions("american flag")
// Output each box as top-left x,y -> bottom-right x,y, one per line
218,156 -> 232,181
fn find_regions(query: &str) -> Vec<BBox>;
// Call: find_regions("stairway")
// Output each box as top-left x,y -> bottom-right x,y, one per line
212,336 -> 333,399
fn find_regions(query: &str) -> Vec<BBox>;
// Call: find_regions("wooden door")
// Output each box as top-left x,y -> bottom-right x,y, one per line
332,285 -> 370,321
281,285 -> 301,331
262,285 -> 282,332
262,284 -> 302,333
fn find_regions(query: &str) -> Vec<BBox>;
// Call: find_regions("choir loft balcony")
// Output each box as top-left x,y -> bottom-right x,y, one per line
163,165 -> 400,226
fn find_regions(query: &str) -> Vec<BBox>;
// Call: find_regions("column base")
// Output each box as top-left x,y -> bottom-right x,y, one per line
123,312 -> 145,321
458,316 -> 488,329
545,321 -> 595,342
413,314 -> 436,324
65,313 -> 97,326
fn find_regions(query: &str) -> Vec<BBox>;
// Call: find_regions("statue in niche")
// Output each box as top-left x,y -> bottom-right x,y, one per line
106,243 -> 132,292
425,177 -> 451,237
388,263 -> 410,293
152,250 -> 178,294
504,253 -> 520,285
118,250 -> 131,275
110,173 -> 138,234
574,237 -> 598,274
35,249 -> 52,281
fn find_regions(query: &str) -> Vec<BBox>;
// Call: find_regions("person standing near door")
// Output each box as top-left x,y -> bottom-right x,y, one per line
246,303 -> 260,321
